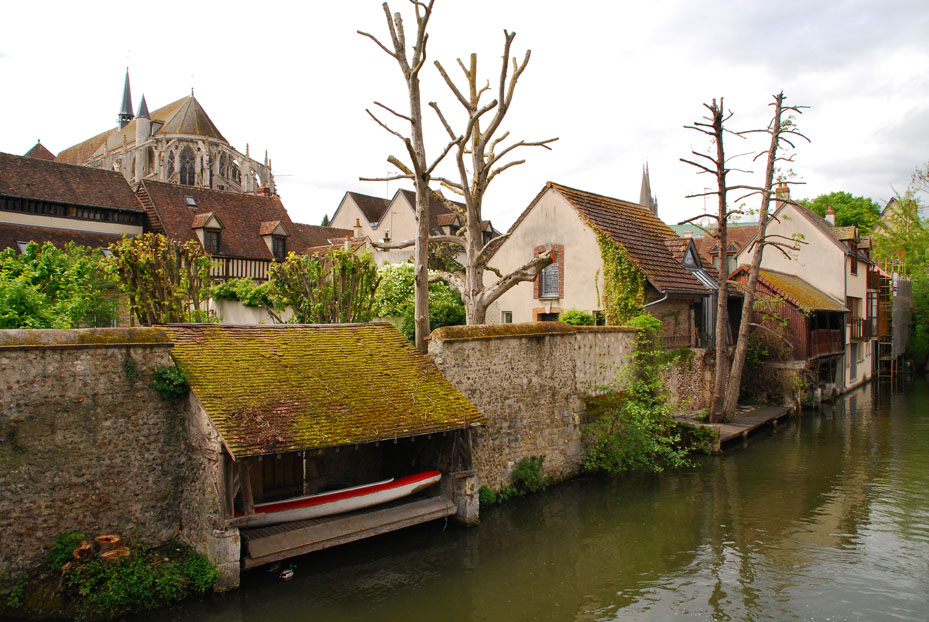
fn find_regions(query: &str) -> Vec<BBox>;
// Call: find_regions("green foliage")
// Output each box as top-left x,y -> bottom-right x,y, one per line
908,278 -> 929,365
320,213 -> 330,227
46,531 -> 88,572
746,341 -> 769,367
123,354 -> 138,386
270,248 -> 380,324
872,192 -> 929,274
61,543 -> 216,619
209,277 -> 277,308
583,314 -> 694,474
596,232 -> 647,325
559,309 -> 595,326
478,485 -> 497,505
374,264 -> 465,341
511,455 -> 548,494
107,233 -> 213,325
798,191 -> 882,233
152,365 -> 190,402
0,241 -> 117,329
428,241 -> 464,272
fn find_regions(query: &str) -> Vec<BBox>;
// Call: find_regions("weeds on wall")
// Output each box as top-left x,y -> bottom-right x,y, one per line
152,364 -> 190,402
122,353 -> 138,386
583,314 -> 702,473
478,455 -> 549,505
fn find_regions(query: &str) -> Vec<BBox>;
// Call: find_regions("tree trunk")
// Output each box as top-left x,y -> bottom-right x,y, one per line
723,93 -> 785,414
709,104 -> 730,423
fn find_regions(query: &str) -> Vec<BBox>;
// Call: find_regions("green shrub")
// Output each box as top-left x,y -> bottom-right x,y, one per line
152,365 -> 190,402
558,309 -> 595,326
478,485 -> 496,505
210,278 -> 277,309
46,531 -> 87,572
511,455 -> 548,493
61,543 -> 215,619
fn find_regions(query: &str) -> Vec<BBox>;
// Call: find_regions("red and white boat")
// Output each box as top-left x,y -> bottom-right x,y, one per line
232,470 -> 442,528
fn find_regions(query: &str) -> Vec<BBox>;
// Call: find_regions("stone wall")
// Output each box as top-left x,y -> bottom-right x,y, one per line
0,328 -> 189,579
429,323 -> 713,490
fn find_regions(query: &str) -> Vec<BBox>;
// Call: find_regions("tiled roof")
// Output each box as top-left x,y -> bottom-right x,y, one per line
397,189 -> 464,232
695,225 -> 759,263
56,96 -> 226,164
0,152 -> 142,212
0,223 -> 126,252
346,192 -> 390,225
23,142 -> 56,161
162,323 -> 486,457
549,182 -> 707,294
257,220 -> 281,236
734,266 -> 847,313
140,180 -> 305,259
291,222 -> 353,248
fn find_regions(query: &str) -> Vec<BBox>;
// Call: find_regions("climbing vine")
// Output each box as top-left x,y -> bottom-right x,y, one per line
596,231 -> 647,325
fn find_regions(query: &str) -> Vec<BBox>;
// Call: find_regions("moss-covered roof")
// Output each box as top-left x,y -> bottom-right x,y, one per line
0,327 -> 171,349
733,268 -> 848,313
163,323 -> 485,458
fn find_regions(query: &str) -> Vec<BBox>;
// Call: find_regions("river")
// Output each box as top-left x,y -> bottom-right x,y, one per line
145,378 -> 929,621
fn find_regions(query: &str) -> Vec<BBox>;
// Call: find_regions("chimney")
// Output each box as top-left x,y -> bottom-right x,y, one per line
353,218 -> 362,238
383,230 -> 391,243
344,234 -> 352,250
683,230 -> 693,239
825,205 -> 836,226
256,186 -> 271,197
775,182 -> 790,200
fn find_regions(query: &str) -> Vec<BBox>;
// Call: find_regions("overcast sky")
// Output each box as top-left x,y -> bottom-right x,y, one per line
3,1 -> 928,230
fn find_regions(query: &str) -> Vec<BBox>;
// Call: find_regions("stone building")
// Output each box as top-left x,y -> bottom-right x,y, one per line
56,71 -> 274,195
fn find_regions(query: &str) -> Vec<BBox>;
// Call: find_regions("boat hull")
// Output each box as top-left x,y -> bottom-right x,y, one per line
232,471 -> 442,528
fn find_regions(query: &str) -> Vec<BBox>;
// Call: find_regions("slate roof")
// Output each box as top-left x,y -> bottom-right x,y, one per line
733,266 -> 847,313
162,323 -> 485,457
548,182 -> 708,294
24,142 -> 56,161
0,223 -> 126,253
140,180 -> 306,259
0,151 -> 142,212
57,96 -> 227,165
346,192 -> 390,225
291,222 -> 353,248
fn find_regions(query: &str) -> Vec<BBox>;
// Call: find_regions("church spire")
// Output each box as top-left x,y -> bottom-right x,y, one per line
639,163 -> 658,215
137,94 -> 149,119
118,68 -> 134,129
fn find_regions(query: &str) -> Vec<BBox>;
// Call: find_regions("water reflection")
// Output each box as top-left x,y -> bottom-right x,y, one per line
143,378 -> 929,621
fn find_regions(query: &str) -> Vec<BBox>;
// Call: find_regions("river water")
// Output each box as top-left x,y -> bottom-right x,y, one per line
147,378 -> 929,621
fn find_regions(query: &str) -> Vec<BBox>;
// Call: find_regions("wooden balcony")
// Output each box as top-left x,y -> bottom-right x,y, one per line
849,317 -> 873,341
210,256 -> 271,281
810,328 -> 844,357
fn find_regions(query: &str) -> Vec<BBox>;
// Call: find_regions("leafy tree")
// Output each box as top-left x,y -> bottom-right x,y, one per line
0,242 -> 116,329
798,191 -> 882,233
269,247 -> 380,324
107,233 -> 213,325
373,263 -> 465,341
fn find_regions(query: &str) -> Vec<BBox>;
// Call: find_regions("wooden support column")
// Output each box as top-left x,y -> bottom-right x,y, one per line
224,454 -> 235,519
240,459 -> 256,516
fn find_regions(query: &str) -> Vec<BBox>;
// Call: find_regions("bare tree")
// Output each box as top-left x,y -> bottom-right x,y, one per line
681,93 -> 807,422
723,92 -> 808,414
359,0 -> 454,352
370,29 -> 558,324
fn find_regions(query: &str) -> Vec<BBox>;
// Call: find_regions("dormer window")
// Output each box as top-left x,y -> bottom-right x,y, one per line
272,236 -> 286,260
205,230 -> 221,254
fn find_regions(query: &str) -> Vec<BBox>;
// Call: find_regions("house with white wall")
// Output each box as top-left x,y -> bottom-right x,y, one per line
734,187 -> 878,392
486,182 -> 719,347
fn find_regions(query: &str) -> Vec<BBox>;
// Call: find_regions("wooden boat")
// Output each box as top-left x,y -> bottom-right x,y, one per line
232,470 -> 442,528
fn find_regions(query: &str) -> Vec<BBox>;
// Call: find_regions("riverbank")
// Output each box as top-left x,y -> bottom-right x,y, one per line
674,404 -> 792,451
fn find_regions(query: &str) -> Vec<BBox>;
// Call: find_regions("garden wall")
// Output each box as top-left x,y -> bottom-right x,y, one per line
0,328 -> 191,578
429,323 -> 713,490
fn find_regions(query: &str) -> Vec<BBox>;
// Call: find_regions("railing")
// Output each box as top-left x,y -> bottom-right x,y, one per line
661,334 -> 692,349
849,317 -> 873,341
810,328 -> 844,357
210,256 -> 271,281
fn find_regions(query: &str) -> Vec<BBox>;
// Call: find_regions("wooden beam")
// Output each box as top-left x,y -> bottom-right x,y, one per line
223,454 -> 235,519
241,460 -> 255,516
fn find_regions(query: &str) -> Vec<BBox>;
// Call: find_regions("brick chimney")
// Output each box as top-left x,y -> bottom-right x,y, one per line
353,218 -> 363,238
775,181 -> 790,200
825,205 -> 836,226
256,186 -> 271,197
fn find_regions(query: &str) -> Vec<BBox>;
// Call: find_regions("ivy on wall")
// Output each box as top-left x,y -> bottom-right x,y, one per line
596,231 -> 647,325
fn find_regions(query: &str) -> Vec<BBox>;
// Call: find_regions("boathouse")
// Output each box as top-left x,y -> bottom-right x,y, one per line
162,323 -> 485,586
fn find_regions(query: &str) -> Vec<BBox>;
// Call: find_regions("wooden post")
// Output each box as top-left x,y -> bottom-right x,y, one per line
224,454 -> 235,518
241,460 -> 256,516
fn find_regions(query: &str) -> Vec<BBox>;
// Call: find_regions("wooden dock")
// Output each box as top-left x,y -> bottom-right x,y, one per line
239,495 -> 457,569
675,405 -> 792,451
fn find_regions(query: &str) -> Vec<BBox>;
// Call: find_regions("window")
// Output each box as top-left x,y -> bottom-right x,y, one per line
204,230 -> 221,254
850,253 -> 858,275
539,312 -> 559,322
272,236 -> 286,260
540,263 -> 559,298
534,244 -> 563,299
179,147 -> 195,186
184,196 -> 197,207
166,151 -> 175,177
502,311 -> 513,323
